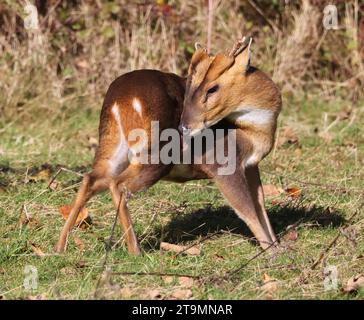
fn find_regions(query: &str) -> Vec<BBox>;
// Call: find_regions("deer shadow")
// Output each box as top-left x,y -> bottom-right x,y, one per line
143,203 -> 345,250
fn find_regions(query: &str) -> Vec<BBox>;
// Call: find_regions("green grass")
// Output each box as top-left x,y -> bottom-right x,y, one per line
0,96 -> 363,300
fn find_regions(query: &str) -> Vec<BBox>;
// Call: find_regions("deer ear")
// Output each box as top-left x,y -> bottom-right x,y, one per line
234,37 -> 253,72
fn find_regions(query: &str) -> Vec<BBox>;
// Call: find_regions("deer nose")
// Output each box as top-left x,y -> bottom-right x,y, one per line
178,124 -> 191,135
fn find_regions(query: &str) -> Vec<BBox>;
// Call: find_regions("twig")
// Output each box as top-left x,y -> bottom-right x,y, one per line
111,271 -> 201,279
47,167 -> 84,189
206,0 -> 214,54
93,193 -> 122,298
310,202 -> 363,270
263,170 -> 363,194
174,229 -> 222,258
247,0 -> 280,34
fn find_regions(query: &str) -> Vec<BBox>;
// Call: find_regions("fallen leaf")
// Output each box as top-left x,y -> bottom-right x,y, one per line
263,184 -> 284,197
59,205 -> 89,226
171,288 -> 192,299
285,187 -> 302,199
49,180 -> 59,191
28,168 -> 51,183
30,243 -> 46,258
259,274 -> 279,294
283,227 -> 298,241
178,277 -> 194,288
342,274 -> 364,293
160,242 -> 200,256
0,267 -> 5,274
74,235 -> 85,251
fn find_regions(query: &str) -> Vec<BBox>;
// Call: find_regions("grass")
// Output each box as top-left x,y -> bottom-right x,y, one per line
0,95 -> 363,300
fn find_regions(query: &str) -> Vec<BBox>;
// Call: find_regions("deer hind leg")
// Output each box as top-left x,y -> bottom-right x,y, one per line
109,181 -> 140,255
109,163 -> 171,255
213,169 -> 275,250
245,165 -> 277,244
55,171 -> 109,253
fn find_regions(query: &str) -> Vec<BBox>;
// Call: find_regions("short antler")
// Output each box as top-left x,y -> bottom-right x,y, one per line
228,36 -> 252,57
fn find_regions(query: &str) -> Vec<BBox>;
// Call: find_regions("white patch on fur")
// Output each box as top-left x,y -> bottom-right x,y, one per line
132,98 -> 143,117
228,106 -> 274,127
109,103 -> 128,176
245,153 -> 259,167
227,105 -> 275,168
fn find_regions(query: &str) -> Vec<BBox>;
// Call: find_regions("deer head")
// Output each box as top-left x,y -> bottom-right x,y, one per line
179,37 -> 256,136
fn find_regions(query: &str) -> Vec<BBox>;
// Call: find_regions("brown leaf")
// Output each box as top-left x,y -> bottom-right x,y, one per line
49,180 -> 59,191
263,184 -> 284,197
171,288 -> 193,299
343,274 -> 364,293
59,205 -> 89,226
160,242 -> 200,256
30,243 -> 46,258
283,228 -> 298,241
28,168 -> 51,183
74,235 -> 85,251
259,274 -> 279,294
285,187 -> 302,199
178,276 -> 194,288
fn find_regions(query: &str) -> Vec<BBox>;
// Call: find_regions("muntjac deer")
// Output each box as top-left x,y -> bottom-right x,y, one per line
55,38 -> 281,255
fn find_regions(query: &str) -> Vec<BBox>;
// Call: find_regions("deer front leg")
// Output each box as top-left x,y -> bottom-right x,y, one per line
213,169 -> 275,250
109,182 -> 141,255
245,165 -> 277,244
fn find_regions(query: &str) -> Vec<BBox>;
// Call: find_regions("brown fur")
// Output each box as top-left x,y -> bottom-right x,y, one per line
181,45 -> 282,167
55,61 -> 279,254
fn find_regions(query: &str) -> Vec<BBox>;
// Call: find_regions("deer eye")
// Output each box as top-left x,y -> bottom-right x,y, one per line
206,85 -> 219,98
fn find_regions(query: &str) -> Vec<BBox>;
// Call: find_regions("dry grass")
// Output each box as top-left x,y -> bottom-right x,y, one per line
1,0 -> 364,122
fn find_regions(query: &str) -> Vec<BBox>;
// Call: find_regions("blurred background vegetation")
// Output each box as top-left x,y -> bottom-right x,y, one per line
0,0 -> 363,122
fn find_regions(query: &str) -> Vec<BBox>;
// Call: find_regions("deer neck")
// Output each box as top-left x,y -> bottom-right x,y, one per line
226,104 -> 275,132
